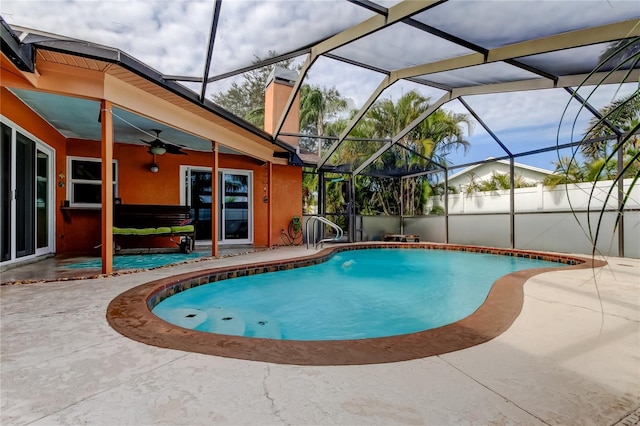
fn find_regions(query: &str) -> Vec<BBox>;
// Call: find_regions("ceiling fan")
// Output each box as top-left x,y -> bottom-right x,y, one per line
141,129 -> 187,155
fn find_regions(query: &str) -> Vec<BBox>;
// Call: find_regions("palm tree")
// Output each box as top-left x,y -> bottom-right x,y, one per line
362,91 -> 471,215
543,156 -> 587,188
299,85 -> 348,157
302,89 -> 472,216
582,91 -> 640,161
465,171 -> 535,194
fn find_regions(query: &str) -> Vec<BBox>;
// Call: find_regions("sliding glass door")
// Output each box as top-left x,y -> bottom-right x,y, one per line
184,168 -> 213,241
1,123 -> 12,262
181,167 -> 253,244
220,171 -> 252,243
15,131 -> 35,258
0,119 -> 55,265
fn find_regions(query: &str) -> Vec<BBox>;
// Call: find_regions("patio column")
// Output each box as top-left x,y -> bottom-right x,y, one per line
100,100 -> 114,274
211,141 -> 219,257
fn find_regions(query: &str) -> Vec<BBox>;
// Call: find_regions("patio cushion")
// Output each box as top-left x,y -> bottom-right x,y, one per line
155,227 -> 173,234
129,227 -> 158,236
171,225 -> 195,233
113,227 -> 138,235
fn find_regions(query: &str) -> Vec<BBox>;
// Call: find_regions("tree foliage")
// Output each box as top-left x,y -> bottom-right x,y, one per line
351,91 -> 471,215
582,91 -> 640,161
465,172 -> 536,194
215,68 -> 472,217
211,51 -> 295,129
545,89 -> 640,188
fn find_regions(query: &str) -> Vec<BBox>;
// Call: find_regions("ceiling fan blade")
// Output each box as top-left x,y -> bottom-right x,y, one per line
165,144 -> 188,155
140,129 -> 187,154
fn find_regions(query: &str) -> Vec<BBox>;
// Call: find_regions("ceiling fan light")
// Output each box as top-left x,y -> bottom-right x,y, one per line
149,163 -> 159,173
149,146 -> 166,155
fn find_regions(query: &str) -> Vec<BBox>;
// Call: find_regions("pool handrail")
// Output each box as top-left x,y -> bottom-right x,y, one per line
306,216 -> 344,249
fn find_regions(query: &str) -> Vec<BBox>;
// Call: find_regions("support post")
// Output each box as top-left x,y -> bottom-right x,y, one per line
510,157 -> 515,249
319,171 -> 326,241
617,136 -> 625,257
350,176 -> 356,243
444,169 -> 449,244
400,177 -> 404,234
211,141 -> 219,257
100,100 -> 114,274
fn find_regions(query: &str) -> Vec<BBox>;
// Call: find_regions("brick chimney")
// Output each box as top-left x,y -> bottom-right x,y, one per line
264,66 -> 300,147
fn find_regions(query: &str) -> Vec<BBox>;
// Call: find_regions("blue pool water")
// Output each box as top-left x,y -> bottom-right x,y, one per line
153,249 -> 565,341
64,252 -> 208,270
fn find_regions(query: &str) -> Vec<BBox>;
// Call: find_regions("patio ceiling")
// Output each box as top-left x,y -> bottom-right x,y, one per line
1,0 -> 639,174
7,88 -> 241,155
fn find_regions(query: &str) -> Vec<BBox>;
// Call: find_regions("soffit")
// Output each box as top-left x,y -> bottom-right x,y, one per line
18,50 -> 288,158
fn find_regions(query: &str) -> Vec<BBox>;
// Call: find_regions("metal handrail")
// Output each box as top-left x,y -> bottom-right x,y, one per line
305,216 -> 344,249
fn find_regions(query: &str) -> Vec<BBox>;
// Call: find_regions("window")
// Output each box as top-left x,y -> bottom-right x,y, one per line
67,156 -> 118,207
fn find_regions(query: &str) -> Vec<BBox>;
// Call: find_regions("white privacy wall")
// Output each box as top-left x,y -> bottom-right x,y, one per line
306,180 -> 638,257
428,180 -> 639,214
432,179 -> 639,257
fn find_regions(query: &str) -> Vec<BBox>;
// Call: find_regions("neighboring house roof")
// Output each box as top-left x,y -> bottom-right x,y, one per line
447,159 -> 554,187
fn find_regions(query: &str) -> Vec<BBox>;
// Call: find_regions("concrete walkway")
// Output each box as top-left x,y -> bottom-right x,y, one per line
1,247 -> 639,425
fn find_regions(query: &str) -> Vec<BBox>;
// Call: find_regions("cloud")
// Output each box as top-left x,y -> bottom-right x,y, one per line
2,0 -> 215,75
208,0 -> 372,76
414,0 -> 640,49
331,22 -> 473,71
2,0 -> 636,156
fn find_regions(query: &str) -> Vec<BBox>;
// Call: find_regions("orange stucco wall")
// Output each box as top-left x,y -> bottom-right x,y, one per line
262,79 -> 303,244
61,139 -> 302,252
271,164 -> 303,244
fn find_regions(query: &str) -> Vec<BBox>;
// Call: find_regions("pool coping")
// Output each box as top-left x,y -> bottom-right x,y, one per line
106,243 -> 607,366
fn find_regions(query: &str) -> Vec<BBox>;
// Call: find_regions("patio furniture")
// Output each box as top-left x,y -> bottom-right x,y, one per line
383,234 -> 420,242
113,204 -> 195,253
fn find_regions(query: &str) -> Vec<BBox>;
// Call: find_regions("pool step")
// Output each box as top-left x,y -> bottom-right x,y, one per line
208,308 -> 282,339
208,308 -> 246,335
154,307 -> 207,329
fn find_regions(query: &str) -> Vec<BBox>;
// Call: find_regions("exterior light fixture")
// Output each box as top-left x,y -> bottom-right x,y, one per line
150,163 -> 159,173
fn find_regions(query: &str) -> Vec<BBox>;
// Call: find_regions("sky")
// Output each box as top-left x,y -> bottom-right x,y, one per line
2,0 -> 638,171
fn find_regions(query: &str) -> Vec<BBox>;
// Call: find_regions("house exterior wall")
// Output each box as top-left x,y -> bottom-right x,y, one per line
271,164 -> 303,243
2,89 -> 302,256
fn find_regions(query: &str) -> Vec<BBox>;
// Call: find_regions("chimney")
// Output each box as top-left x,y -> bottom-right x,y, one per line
264,66 -> 300,147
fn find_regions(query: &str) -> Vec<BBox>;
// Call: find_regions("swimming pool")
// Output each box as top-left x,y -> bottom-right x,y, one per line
107,243 -> 601,365
152,249 -> 565,340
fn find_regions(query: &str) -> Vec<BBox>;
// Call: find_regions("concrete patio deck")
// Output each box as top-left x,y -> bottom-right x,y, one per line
1,246 -> 639,425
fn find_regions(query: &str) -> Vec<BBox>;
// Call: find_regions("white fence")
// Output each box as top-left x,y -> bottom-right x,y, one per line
427,179 -> 640,214
304,180 -> 639,258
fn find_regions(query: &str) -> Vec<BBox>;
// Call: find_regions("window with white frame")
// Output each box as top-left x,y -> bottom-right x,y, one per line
67,156 -> 118,206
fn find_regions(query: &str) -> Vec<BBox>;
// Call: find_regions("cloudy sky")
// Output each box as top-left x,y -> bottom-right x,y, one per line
2,0 -> 638,170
